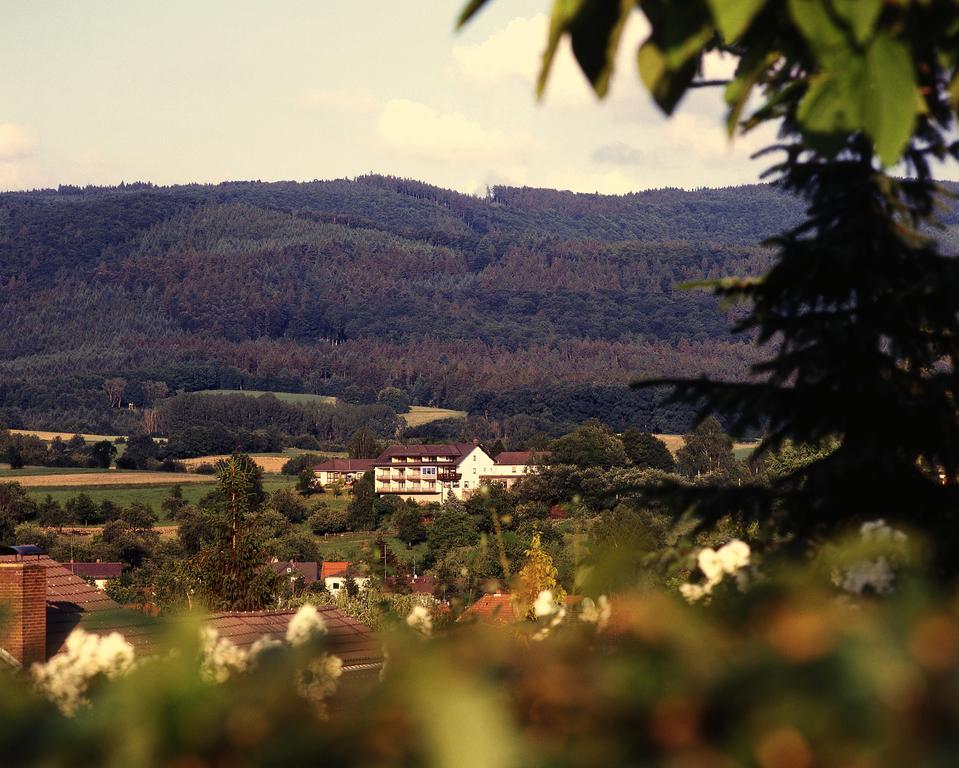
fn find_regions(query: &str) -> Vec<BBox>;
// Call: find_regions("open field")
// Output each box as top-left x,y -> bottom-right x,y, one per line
193,389 -> 337,405
9,428 -> 124,443
27,475 -> 299,522
180,454 -> 292,473
0,466 -> 111,477
655,433 -> 759,460
12,470 -> 216,488
403,405 -> 468,428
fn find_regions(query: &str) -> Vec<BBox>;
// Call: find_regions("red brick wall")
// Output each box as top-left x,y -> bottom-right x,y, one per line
0,562 -> 47,666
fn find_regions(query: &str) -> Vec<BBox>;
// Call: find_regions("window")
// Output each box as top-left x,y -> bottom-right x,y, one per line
332,582 -> 340,590
464,481 -> 470,488
422,466 -> 437,477
473,467 -> 477,474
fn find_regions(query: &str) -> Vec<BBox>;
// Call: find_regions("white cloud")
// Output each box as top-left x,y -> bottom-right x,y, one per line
0,123 -> 39,162
377,98 -> 517,158
296,88 -> 379,113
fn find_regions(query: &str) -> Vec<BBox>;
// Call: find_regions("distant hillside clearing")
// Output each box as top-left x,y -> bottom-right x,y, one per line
403,406 -> 468,428
193,389 -> 337,405
9,429 -> 124,443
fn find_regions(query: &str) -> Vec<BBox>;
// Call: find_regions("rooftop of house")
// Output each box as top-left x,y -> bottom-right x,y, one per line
373,443 -> 480,466
320,561 -> 350,580
462,593 -> 518,625
64,561 -> 123,580
271,560 -> 319,584
0,555 -> 382,669
494,451 -> 550,466
384,574 -> 438,596
312,458 -> 376,473
462,593 -> 582,626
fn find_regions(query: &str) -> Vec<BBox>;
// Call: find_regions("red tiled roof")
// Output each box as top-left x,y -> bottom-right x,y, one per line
494,451 -> 550,466
271,560 -> 319,584
373,443 -> 478,466
463,594 -> 518,625
321,561 -> 350,580
65,562 -> 123,579
312,459 -> 376,473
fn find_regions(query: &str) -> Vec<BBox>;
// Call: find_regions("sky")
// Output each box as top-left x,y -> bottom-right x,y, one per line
0,1 -> 857,195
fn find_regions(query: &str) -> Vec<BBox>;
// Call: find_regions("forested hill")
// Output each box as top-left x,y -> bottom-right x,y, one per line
3,176 -> 956,437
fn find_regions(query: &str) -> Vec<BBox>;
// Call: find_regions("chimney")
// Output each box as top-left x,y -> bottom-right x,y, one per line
0,562 -> 47,666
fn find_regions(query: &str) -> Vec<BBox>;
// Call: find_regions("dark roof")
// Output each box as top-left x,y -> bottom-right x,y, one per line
0,555 -> 382,669
374,443 -> 478,466
494,451 -> 549,466
385,574 -> 438,595
271,560 -> 319,584
312,458 -> 376,473
204,609 -> 382,667
65,562 -> 123,579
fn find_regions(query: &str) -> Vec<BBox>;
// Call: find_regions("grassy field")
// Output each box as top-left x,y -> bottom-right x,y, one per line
403,405 -> 467,428
193,389 -> 337,405
26,475 -> 299,522
0,466 -> 111,477
9,428 -> 124,443
655,433 -> 758,460
11,470 -> 216,488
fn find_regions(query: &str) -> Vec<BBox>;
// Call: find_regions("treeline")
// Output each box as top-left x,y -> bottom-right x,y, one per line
7,176 -> 941,435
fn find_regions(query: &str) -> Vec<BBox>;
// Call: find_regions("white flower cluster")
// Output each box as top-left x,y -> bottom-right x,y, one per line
680,539 -> 751,603
200,626 -> 252,683
405,604 -> 433,636
833,519 -> 907,596
285,604 -> 327,647
532,590 -> 566,641
202,604 -> 331,683
860,519 -> 908,545
297,653 -> 344,708
579,595 -> 611,632
31,629 -> 136,715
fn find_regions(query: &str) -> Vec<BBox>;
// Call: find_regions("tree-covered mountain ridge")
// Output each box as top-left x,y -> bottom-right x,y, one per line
2,176 -> 957,434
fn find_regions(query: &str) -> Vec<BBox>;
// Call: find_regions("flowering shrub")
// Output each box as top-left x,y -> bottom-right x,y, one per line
679,539 -> 751,603
31,630 -> 135,715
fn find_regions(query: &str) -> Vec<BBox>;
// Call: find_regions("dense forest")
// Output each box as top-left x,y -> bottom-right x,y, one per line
3,176 -> 955,436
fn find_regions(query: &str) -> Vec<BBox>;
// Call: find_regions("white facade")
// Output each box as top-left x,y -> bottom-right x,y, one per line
373,444 -> 497,503
324,574 -> 371,594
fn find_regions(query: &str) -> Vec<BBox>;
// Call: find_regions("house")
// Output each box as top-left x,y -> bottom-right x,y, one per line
372,442 -> 496,503
461,592 -> 582,626
270,560 -> 319,586
312,458 -> 376,487
321,561 -> 371,594
0,548 -> 382,674
65,560 -> 123,590
483,451 -> 550,490
384,574 -> 438,597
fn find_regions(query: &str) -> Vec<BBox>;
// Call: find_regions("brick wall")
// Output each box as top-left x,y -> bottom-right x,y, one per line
0,562 -> 47,666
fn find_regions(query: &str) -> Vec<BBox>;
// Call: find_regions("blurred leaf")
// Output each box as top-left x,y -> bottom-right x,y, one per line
707,0 -> 766,41
638,41 -> 694,114
725,50 -> 780,135
456,0 -> 492,29
537,0 -> 580,98
567,0 -> 634,97
788,0 -> 848,65
537,0 -> 633,99
636,0 -> 713,114
860,32 -> 917,166
832,0 -> 882,45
